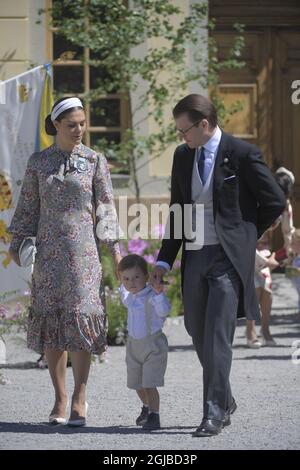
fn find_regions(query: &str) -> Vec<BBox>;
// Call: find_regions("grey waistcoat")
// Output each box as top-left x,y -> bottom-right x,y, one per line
188,150 -> 219,250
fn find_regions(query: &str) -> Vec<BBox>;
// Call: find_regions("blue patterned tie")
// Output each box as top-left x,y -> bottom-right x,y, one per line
198,146 -> 206,185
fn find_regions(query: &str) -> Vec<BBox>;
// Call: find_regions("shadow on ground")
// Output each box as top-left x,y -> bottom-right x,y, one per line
0,422 -> 195,436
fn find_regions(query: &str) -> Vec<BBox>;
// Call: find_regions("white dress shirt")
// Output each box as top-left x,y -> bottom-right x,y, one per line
157,126 -> 222,272
119,284 -> 170,339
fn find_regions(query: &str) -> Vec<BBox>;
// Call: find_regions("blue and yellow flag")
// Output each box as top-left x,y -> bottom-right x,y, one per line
0,64 -> 54,298
36,63 -> 54,151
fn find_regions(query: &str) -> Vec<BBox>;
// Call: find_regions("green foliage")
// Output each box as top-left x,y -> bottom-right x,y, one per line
0,246 -> 182,345
105,287 -> 128,345
40,0 -> 245,197
0,296 -> 30,341
101,245 -> 128,344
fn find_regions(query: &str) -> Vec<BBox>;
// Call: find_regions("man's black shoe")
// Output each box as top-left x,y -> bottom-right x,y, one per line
223,397 -> 237,427
229,398 -> 237,415
192,418 -> 223,437
223,413 -> 231,427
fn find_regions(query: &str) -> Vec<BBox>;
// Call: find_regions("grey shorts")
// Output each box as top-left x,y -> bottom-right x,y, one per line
126,330 -> 168,390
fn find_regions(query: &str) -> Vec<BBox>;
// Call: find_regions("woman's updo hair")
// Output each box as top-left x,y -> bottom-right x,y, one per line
45,96 -> 84,136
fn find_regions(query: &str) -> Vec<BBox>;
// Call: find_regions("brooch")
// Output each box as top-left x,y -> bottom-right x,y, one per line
73,157 -> 88,173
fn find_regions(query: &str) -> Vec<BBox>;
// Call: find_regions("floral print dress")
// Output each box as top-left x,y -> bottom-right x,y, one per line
8,143 -> 120,354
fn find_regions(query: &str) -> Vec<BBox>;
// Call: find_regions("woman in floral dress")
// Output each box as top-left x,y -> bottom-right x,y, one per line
8,97 -> 121,426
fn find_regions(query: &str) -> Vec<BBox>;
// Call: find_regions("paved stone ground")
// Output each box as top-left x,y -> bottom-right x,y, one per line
0,274 -> 299,450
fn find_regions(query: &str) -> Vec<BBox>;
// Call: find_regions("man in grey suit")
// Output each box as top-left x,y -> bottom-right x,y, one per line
151,94 -> 285,436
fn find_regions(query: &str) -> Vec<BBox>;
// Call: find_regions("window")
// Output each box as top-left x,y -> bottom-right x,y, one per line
46,0 -> 130,173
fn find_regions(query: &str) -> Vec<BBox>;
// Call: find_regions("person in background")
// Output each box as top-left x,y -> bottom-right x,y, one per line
246,225 -> 280,348
287,229 -> 300,314
246,166 -> 295,347
274,167 -> 295,255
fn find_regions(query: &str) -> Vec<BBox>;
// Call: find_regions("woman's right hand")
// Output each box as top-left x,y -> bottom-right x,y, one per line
9,248 -> 21,267
113,252 -> 122,281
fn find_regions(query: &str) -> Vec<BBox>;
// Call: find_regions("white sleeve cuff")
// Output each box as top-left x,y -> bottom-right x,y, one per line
119,284 -> 130,306
156,261 -> 171,271
150,292 -> 171,316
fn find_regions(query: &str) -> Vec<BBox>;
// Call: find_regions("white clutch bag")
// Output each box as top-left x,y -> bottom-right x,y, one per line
18,237 -> 37,267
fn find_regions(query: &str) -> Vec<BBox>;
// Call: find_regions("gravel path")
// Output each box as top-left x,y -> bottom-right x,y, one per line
0,274 -> 299,450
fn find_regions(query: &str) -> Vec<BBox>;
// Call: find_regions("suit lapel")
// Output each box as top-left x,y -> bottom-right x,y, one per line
213,131 -> 231,217
180,145 -> 195,203
178,133 -> 231,207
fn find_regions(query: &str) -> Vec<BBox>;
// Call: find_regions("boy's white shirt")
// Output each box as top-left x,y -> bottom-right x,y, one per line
119,284 -> 170,339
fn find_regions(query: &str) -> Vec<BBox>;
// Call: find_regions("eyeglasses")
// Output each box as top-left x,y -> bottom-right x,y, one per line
176,119 -> 202,136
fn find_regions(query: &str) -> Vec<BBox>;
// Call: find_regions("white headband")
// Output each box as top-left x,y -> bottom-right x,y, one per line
276,167 -> 295,185
51,97 -> 83,121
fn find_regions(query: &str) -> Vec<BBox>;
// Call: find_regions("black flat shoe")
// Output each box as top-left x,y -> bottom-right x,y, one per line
192,418 -> 223,437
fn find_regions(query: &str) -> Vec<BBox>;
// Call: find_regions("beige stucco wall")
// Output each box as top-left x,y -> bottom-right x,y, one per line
128,0 -> 208,199
0,0 -> 46,81
0,0 -> 208,199
147,0 -> 190,179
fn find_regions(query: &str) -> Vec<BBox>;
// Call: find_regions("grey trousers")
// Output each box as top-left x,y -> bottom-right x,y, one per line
183,244 -> 241,422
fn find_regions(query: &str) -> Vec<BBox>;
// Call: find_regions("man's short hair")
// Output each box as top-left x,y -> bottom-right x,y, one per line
173,94 -> 218,128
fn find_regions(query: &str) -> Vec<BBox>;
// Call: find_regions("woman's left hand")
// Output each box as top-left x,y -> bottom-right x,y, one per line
114,253 -> 122,280
9,248 -> 21,266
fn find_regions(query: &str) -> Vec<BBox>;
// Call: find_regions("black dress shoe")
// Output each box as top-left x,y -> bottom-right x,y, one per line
192,418 -> 223,437
228,397 -> 237,415
223,398 -> 237,427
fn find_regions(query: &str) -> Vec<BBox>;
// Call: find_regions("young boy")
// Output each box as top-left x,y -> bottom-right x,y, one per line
118,254 -> 170,430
